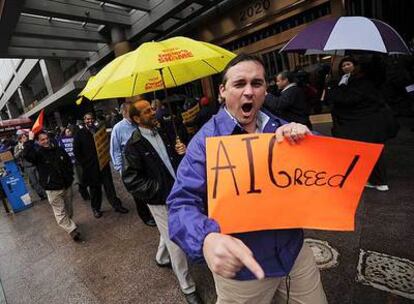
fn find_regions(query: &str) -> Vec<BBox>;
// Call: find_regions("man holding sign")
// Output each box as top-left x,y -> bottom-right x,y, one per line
167,54 -> 327,303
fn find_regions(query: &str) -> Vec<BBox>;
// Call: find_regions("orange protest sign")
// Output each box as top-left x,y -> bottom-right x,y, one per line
206,134 -> 383,234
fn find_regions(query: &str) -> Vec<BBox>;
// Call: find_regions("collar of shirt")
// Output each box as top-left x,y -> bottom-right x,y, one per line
86,125 -> 96,134
123,118 -> 133,125
138,126 -> 157,137
281,82 -> 297,92
223,106 -> 269,133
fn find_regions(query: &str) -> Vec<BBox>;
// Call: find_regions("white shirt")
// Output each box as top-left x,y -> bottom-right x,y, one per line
224,106 -> 269,133
138,126 -> 176,179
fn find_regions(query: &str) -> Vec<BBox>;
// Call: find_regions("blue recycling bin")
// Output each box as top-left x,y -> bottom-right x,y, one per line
0,154 -> 32,213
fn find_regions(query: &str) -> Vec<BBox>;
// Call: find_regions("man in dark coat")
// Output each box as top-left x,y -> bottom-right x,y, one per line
74,113 -> 128,218
264,70 -> 312,128
122,99 -> 202,304
326,56 -> 391,191
23,130 -> 81,242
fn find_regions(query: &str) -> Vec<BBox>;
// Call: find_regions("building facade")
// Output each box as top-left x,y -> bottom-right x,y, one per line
0,0 -> 412,126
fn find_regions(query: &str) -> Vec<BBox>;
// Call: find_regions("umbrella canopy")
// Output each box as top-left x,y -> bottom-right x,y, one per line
280,16 -> 410,55
79,36 -> 236,101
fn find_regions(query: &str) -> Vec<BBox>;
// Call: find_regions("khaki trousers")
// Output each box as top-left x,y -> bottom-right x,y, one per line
155,236 -> 170,265
214,244 -> 327,304
45,187 -> 77,234
147,204 -> 196,295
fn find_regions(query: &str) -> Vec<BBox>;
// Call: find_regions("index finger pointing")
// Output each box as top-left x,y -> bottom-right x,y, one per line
229,240 -> 265,279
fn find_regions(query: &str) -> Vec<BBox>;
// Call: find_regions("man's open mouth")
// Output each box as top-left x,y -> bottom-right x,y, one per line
241,103 -> 253,113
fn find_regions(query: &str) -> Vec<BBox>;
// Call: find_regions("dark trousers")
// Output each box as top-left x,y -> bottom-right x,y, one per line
1,198 -> 10,213
74,164 -> 90,200
133,196 -> 154,223
90,167 -> 122,211
369,149 -> 387,185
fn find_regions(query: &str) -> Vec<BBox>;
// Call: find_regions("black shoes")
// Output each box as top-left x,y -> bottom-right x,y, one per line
93,209 -> 103,218
78,185 -> 90,201
93,207 -> 127,218
70,230 -> 82,242
184,291 -> 203,304
144,219 -> 156,227
114,206 -> 129,214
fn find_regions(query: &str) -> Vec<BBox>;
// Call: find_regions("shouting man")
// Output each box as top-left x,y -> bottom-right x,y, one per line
167,54 -> 327,304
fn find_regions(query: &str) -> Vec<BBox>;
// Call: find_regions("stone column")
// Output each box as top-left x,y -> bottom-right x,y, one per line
111,26 -> 131,57
108,26 -> 132,108
4,105 -> 12,119
17,87 -> 27,111
40,59 -> 65,94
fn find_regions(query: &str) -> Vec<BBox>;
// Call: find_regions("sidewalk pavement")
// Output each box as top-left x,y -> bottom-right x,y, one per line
0,118 -> 413,304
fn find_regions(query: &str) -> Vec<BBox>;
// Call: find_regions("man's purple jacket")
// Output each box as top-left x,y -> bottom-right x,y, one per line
167,107 -> 304,280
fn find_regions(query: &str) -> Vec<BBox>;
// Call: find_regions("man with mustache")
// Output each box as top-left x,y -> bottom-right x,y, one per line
122,99 -> 202,304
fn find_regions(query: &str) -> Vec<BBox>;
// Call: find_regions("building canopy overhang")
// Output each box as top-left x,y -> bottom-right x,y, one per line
0,0 -> 229,63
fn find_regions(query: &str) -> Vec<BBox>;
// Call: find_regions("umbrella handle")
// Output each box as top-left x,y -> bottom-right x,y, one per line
320,88 -> 326,102
159,68 -> 179,139
321,50 -> 338,102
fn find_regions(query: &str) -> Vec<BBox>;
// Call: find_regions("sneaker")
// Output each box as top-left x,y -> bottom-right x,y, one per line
70,230 -> 82,242
144,219 -> 157,227
93,209 -> 103,218
365,183 -> 389,191
375,185 -> 389,191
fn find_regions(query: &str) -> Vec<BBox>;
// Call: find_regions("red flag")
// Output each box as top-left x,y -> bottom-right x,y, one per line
31,109 -> 44,134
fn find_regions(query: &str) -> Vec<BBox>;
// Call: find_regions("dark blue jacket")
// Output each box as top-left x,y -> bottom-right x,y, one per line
167,107 -> 303,280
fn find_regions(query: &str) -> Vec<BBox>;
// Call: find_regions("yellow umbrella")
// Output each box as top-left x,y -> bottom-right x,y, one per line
76,76 -> 95,105
79,36 -> 236,100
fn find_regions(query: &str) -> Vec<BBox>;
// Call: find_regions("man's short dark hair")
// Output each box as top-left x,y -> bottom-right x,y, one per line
83,112 -> 95,119
277,70 -> 296,83
128,99 -> 147,120
35,131 -> 48,141
119,102 -> 129,113
221,53 -> 265,85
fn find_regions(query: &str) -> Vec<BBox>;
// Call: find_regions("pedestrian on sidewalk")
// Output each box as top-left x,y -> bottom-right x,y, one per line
74,113 -> 129,219
122,99 -> 203,304
23,130 -> 81,242
264,70 -> 312,129
167,54 -> 327,304
110,100 -> 155,226
326,56 -> 391,191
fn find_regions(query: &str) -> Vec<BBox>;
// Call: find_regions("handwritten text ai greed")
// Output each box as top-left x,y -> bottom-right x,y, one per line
206,134 -> 383,234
